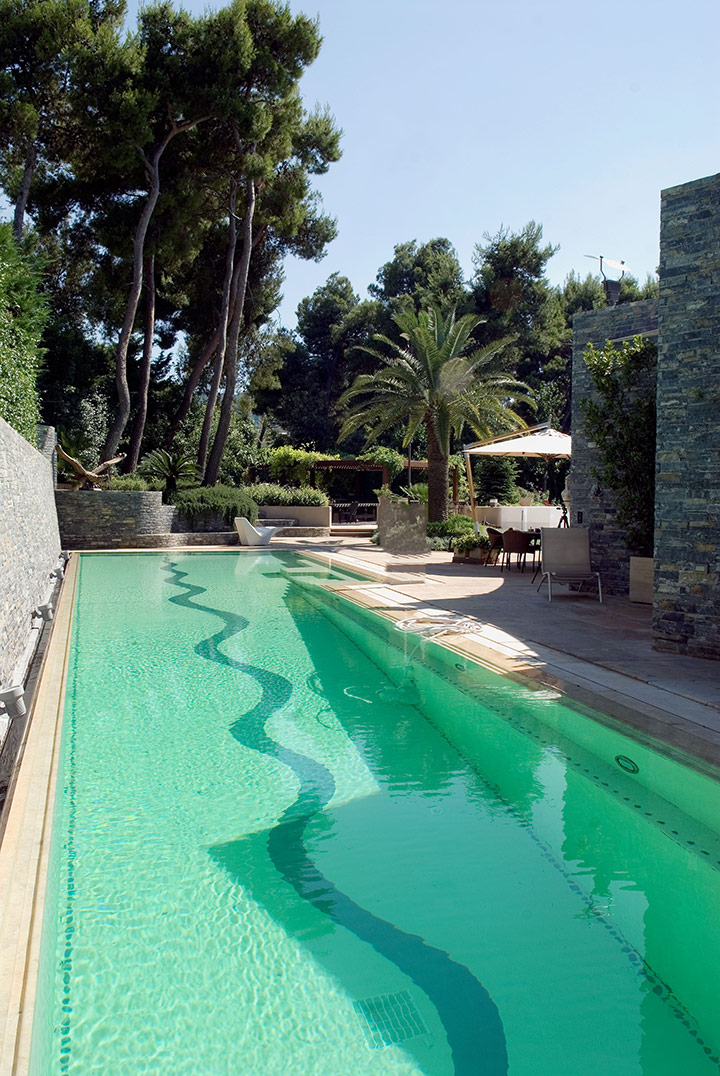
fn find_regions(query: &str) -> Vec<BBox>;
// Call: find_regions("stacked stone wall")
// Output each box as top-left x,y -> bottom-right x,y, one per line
55,490 -> 176,548
0,419 -> 61,686
653,174 -> 720,659
571,300 -> 658,594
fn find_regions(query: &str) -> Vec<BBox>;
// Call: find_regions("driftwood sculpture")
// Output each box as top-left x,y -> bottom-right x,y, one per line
56,444 -> 126,490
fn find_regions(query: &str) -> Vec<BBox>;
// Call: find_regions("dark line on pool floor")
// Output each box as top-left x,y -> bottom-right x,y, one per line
163,559 -> 508,1076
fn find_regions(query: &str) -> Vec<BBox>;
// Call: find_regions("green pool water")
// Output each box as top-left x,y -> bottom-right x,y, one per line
30,551 -> 720,1075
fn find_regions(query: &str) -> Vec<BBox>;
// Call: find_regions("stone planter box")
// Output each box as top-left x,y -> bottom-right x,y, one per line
629,556 -> 653,604
376,496 -> 427,553
452,548 -> 489,563
258,504 -> 331,529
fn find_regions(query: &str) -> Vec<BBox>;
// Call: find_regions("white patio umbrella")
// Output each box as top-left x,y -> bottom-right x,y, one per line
464,426 -> 571,460
462,425 -> 572,530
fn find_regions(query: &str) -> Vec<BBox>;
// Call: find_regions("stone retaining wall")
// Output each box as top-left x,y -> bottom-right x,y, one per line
571,300 -> 658,594
55,490 -> 176,548
0,419 -> 61,686
653,174 -> 720,658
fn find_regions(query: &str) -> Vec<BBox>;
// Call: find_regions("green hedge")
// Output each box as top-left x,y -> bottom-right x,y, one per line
171,485 -> 258,525
248,482 -> 329,507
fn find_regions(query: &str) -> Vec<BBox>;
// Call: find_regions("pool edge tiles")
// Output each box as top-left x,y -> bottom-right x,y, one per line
314,576 -> 720,783
0,554 -> 79,1076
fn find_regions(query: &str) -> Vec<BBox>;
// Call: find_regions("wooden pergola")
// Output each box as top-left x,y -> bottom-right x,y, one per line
309,458 -> 460,502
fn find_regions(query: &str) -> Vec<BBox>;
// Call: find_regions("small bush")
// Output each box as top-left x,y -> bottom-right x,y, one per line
171,485 -> 258,526
248,482 -> 328,507
107,475 -> 153,491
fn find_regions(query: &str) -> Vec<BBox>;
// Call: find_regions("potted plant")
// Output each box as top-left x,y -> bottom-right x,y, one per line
452,530 -> 492,562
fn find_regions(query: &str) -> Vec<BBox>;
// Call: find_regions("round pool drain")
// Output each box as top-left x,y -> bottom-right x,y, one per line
615,754 -> 639,774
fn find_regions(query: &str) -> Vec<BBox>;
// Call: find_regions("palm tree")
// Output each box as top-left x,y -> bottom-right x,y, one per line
340,306 -> 530,521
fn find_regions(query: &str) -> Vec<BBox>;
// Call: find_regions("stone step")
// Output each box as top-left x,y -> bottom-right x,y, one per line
257,517 -> 298,527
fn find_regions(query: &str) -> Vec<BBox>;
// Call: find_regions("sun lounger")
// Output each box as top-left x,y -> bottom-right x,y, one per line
536,527 -> 602,602
234,517 -> 281,546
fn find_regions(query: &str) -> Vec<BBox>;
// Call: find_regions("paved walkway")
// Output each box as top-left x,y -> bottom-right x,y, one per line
275,536 -> 720,767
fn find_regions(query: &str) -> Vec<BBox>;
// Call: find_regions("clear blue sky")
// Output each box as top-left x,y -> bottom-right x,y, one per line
132,0 -> 720,328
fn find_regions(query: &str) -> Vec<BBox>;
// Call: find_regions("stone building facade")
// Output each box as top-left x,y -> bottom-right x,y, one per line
570,300 -> 658,595
571,171 -> 720,658
653,174 -> 720,659
0,419 -> 62,686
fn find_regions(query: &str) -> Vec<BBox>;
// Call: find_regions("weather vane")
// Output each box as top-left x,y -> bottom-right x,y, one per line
584,254 -> 627,306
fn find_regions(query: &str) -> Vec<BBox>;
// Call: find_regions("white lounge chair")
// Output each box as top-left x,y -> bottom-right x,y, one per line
234,517 -> 281,546
536,527 -> 602,602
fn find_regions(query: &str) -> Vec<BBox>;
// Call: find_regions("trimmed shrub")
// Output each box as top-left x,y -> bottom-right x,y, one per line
248,482 -> 329,507
171,485 -> 258,526
107,475 -> 153,491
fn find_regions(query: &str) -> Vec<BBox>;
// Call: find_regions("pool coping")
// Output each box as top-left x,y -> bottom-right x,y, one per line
1,546 -> 719,1074
0,553 -> 78,1076
295,550 -> 720,781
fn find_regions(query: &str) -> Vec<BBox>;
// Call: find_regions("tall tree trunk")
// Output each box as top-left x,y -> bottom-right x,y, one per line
165,225 -> 266,451
197,181 -> 239,474
204,177 -> 256,486
426,419 -> 449,522
13,143 -> 36,241
163,328 -> 219,448
124,251 -> 156,472
101,115 -> 206,462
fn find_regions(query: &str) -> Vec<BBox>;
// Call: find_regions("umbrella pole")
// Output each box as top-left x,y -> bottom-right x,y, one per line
464,453 -> 479,534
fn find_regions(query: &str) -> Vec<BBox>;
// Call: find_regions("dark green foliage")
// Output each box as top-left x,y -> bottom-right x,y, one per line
369,238 -> 466,315
580,335 -> 657,556
247,482 -> 328,506
258,276 -> 381,449
171,484 -> 258,525
0,225 -> 47,441
472,456 -> 520,504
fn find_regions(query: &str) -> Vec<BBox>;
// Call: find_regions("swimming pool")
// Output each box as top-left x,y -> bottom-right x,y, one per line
28,551 -> 720,1075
